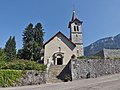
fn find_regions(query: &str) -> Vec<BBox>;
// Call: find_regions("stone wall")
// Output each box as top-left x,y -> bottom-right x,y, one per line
95,49 -> 120,59
104,49 -> 120,59
71,59 -> 120,80
16,70 -> 46,86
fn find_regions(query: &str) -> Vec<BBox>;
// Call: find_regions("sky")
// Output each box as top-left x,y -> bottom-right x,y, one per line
0,0 -> 120,49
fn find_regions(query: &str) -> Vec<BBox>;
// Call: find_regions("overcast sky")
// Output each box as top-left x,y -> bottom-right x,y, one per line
0,0 -> 120,49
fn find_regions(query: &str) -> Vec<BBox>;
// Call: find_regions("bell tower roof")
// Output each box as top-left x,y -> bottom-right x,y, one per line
72,10 -> 78,21
68,10 -> 83,28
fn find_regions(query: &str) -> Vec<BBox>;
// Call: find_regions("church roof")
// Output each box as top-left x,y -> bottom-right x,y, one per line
43,31 -> 76,47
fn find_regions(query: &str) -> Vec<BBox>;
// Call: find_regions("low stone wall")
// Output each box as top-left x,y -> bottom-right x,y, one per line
71,59 -> 120,80
104,49 -> 120,59
16,70 -> 46,86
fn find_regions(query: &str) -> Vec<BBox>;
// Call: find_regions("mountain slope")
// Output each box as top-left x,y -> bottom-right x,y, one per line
84,34 -> 120,56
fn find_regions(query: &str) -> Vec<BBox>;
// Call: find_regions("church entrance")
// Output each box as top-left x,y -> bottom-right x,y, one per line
57,58 -> 63,65
53,52 -> 64,65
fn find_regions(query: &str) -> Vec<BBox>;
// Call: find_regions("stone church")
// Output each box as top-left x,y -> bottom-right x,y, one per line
44,11 -> 84,65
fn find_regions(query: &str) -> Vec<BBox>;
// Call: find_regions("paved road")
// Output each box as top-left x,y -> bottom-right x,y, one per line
1,73 -> 120,90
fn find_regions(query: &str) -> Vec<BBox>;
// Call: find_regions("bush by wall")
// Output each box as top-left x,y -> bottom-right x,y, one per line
1,60 -> 46,71
0,69 -> 23,87
0,70 -> 46,87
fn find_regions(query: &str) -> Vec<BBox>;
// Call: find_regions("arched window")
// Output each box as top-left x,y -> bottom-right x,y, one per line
77,26 -> 79,31
74,26 -> 76,31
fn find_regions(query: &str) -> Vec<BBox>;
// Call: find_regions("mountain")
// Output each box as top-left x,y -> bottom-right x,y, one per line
84,34 -> 120,56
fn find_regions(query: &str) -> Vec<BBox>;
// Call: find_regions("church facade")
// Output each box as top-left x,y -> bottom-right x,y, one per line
44,11 -> 84,65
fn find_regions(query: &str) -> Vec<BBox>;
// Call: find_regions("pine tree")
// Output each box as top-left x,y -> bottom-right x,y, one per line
20,22 -> 44,61
17,49 -> 24,59
4,36 -> 16,60
11,36 -> 16,59
22,23 -> 33,60
32,23 -> 44,61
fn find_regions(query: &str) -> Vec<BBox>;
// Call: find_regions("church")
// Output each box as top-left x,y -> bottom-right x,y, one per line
44,11 -> 84,65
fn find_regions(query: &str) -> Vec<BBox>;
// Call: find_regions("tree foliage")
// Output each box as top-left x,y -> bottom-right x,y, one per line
0,48 -> 6,61
32,23 -> 44,61
18,22 -> 44,61
22,23 -> 33,60
4,36 -> 16,60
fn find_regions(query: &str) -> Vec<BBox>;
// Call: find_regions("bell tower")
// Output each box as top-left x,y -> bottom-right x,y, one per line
68,10 -> 84,57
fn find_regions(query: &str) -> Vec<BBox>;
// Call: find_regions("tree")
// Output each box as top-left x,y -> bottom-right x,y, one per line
22,23 -> 33,60
32,23 -> 44,61
0,48 -> 6,61
19,22 -> 44,61
17,49 -> 23,59
4,36 -> 16,60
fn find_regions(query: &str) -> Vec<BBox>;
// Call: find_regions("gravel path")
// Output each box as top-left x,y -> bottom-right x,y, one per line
1,73 -> 120,90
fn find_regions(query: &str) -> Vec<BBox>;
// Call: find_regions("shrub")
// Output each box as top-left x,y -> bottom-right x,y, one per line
71,54 -> 76,59
114,57 -> 120,60
0,61 -> 6,69
0,48 -> 6,62
88,56 -> 101,59
78,56 -> 87,59
0,69 -> 23,87
64,74 -> 72,82
1,59 -> 46,71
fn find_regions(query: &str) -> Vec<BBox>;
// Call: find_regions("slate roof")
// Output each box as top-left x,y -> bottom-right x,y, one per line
43,31 -> 76,47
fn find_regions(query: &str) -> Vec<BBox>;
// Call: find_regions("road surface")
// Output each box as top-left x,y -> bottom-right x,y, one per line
1,73 -> 120,90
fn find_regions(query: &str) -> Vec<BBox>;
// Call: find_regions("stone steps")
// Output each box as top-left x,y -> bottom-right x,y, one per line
47,65 -> 65,83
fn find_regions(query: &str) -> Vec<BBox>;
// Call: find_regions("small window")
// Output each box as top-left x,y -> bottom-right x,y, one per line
75,22 -> 77,25
76,34 -> 78,37
77,49 -> 79,55
74,26 -> 76,31
58,47 -> 61,52
77,26 -> 79,31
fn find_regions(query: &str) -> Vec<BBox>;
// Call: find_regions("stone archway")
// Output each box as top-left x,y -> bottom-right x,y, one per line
53,52 -> 64,65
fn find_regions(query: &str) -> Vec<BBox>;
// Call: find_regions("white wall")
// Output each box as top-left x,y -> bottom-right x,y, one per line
44,33 -> 76,65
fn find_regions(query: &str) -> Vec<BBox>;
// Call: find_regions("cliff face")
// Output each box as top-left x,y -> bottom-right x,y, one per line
84,34 -> 120,56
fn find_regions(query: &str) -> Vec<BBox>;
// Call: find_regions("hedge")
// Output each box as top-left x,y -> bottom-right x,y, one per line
0,60 -> 46,71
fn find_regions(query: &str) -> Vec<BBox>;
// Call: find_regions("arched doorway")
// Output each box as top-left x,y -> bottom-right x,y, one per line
53,52 -> 64,65
57,58 -> 62,65
56,55 -> 63,65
